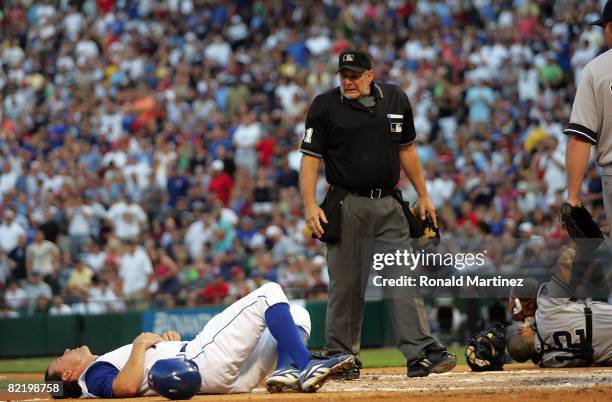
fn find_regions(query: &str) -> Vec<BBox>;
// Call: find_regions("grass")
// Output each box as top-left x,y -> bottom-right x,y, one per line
0,357 -> 53,373
0,348 -> 466,373
361,347 -> 465,368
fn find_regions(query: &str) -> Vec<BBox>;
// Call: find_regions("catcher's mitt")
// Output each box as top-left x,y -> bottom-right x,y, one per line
508,278 -> 540,322
559,202 -> 603,250
509,296 -> 537,322
465,323 -> 506,372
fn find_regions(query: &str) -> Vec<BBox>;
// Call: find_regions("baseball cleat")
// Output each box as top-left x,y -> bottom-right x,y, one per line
330,365 -> 360,380
407,348 -> 457,378
298,354 -> 355,393
265,365 -> 300,393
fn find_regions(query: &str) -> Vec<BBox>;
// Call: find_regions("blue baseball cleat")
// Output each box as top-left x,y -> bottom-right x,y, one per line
265,365 -> 300,393
298,354 -> 355,393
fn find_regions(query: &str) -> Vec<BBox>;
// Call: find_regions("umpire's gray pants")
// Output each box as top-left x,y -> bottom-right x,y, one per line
325,193 -> 437,363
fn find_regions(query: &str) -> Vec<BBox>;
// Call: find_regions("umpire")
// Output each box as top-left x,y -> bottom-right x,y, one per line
565,1 -> 612,232
299,49 -> 455,378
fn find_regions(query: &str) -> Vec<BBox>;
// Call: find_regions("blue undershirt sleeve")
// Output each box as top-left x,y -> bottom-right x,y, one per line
83,362 -> 120,398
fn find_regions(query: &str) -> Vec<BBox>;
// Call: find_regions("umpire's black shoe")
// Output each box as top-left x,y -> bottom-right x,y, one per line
407,347 -> 457,378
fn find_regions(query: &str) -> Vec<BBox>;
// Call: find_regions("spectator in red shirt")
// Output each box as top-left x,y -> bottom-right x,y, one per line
208,160 -> 234,206
457,200 -> 480,227
97,0 -> 115,14
256,132 -> 275,167
200,273 -> 229,305
517,9 -> 539,39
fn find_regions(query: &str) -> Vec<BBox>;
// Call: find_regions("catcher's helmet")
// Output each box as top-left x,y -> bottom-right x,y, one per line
148,357 -> 201,400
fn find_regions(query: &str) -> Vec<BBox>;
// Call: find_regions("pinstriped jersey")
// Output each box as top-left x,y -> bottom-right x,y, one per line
564,49 -> 612,166
534,283 -> 612,367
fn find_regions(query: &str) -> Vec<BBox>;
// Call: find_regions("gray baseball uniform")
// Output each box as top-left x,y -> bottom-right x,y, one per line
563,49 -> 612,233
534,279 -> 612,367
563,49 -> 612,163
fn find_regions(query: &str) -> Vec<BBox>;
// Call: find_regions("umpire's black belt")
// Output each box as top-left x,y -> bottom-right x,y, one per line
345,187 -> 396,199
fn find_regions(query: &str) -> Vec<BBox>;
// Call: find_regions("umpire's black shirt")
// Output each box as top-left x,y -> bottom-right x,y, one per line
300,81 -> 417,189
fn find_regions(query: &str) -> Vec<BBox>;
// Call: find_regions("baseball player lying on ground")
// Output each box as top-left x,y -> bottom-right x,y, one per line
507,247 -> 612,367
44,282 -> 354,398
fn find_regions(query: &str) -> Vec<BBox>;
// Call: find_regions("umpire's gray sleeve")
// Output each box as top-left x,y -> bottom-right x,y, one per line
563,66 -> 599,144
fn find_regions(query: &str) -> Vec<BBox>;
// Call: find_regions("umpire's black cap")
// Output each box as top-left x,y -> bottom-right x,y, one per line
337,49 -> 372,73
592,0 -> 612,27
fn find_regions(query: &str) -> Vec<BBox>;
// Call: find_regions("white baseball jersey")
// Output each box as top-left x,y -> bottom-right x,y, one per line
563,49 -> 612,166
78,342 -> 185,397
78,283 -> 311,397
534,282 -> 612,367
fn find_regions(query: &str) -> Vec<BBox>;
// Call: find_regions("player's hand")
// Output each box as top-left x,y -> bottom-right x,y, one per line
566,197 -> 581,207
134,332 -> 163,349
305,203 -> 327,238
161,331 -> 181,341
418,195 -> 438,228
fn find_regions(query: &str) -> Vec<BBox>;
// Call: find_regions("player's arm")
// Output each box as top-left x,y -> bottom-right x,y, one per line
564,66 -> 598,206
112,332 -> 162,397
566,135 -> 592,206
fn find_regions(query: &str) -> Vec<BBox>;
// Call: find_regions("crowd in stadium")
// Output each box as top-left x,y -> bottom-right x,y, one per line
0,0 -> 609,325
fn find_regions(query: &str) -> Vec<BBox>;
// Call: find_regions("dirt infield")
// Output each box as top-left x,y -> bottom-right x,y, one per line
2,365 -> 611,401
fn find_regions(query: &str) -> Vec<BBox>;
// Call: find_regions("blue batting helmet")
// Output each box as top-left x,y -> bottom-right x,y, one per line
148,357 -> 202,400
